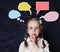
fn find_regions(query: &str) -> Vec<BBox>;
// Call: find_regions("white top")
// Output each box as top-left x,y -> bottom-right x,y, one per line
18,37 -> 50,52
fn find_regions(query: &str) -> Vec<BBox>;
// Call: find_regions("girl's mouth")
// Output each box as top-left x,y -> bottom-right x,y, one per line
32,34 -> 36,36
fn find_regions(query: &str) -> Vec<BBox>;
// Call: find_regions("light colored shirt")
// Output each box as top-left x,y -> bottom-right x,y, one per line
18,37 -> 50,52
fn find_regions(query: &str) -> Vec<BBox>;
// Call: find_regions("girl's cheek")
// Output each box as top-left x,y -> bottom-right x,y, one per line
36,31 -> 40,36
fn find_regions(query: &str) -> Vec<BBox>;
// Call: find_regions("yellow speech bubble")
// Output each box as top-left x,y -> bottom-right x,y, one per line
18,2 -> 32,15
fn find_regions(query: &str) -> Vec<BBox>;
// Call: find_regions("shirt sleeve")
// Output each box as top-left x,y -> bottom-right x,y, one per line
44,40 -> 50,52
18,41 -> 24,52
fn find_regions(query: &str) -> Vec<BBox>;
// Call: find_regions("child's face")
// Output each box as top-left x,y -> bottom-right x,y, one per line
27,20 -> 40,38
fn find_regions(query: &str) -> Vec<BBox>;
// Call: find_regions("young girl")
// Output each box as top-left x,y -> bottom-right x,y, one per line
18,18 -> 50,52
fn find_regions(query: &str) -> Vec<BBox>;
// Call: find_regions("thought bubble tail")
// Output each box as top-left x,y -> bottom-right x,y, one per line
39,16 -> 44,19
29,10 -> 32,15
36,11 -> 39,15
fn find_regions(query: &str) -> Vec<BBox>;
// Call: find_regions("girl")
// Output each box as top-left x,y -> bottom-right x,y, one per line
18,18 -> 50,52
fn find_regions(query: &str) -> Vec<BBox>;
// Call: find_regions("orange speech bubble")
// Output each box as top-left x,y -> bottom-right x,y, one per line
36,2 -> 49,14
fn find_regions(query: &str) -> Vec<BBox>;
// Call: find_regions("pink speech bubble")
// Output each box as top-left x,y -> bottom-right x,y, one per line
40,11 -> 59,22
36,2 -> 49,14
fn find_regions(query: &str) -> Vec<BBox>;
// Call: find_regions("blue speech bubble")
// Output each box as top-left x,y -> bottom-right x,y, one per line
8,10 -> 21,19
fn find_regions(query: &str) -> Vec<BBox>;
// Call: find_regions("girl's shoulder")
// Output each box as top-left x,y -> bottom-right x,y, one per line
43,39 -> 49,47
38,38 -> 49,46
18,41 -> 25,52
41,38 -> 49,45
19,41 -> 25,48
44,39 -> 49,45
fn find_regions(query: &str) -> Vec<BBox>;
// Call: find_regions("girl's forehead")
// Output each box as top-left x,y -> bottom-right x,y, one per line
28,20 -> 38,23
27,20 -> 40,26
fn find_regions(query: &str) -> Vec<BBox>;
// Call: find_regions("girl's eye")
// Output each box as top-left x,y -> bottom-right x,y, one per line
30,27 -> 32,29
36,27 -> 39,29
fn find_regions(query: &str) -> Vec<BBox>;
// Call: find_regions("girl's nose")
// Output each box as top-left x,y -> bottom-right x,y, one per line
33,28 -> 36,32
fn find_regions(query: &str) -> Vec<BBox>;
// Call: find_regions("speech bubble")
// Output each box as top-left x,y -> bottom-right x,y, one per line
8,10 -> 21,19
40,11 -> 59,22
18,2 -> 32,15
36,2 -> 49,14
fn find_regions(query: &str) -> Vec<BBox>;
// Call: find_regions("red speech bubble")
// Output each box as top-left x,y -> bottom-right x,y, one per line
36,2 -> 49,14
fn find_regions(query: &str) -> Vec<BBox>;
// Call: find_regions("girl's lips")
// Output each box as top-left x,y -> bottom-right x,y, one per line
32,34 -> 36,36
